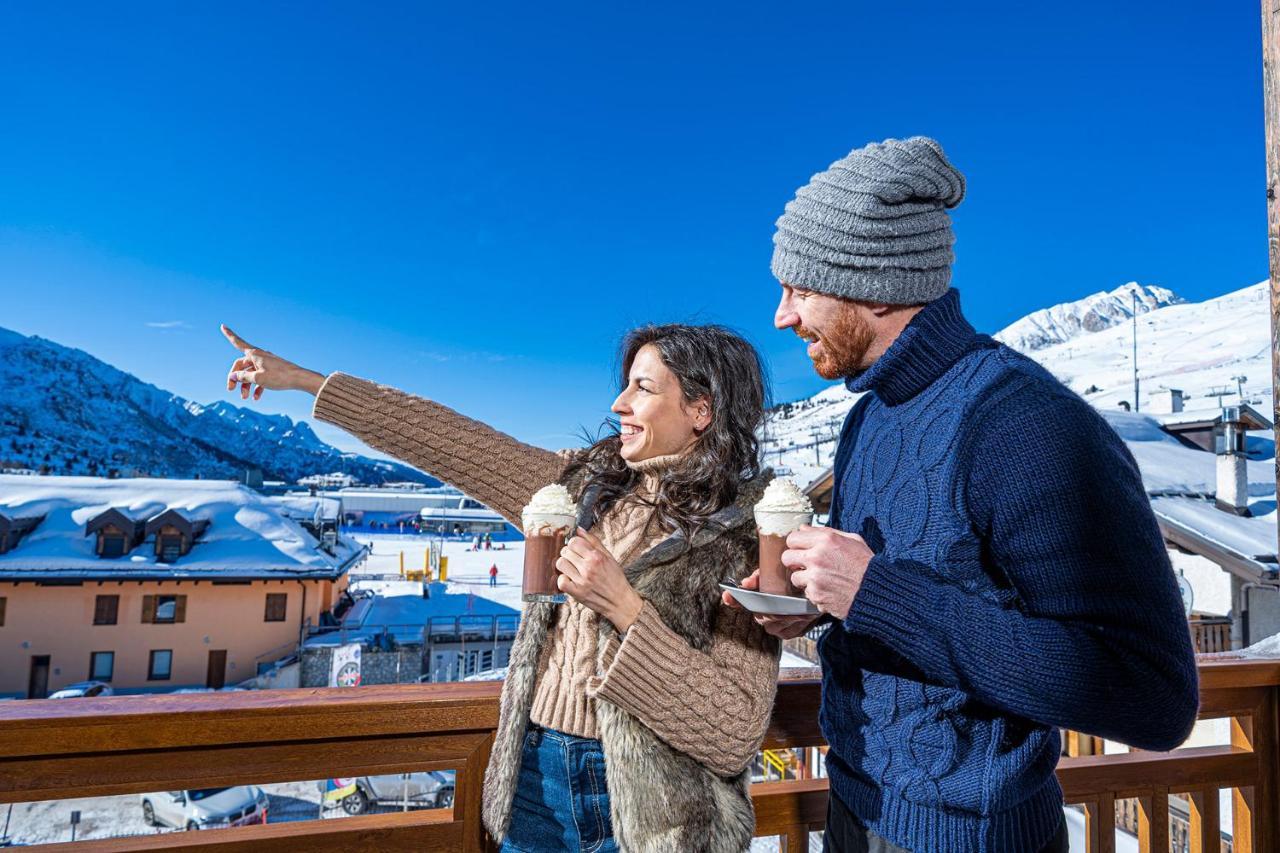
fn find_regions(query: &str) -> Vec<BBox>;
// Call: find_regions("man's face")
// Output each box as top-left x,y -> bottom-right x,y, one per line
774,284 -> 875,380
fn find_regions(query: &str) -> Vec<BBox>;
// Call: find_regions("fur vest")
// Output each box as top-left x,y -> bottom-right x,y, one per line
482,465 -> 775,852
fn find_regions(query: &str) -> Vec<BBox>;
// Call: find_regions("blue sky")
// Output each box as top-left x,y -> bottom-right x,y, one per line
0,2 -> 1267,456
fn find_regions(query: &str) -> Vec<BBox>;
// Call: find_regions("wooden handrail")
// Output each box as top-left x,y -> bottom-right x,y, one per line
0,660 -> 1277,852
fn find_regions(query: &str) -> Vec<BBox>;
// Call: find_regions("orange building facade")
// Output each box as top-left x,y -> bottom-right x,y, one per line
0,475 -> 367,698
0,576 -> 347,696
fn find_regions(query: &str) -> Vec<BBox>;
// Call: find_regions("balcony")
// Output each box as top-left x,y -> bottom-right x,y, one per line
0,657 -> 1276,852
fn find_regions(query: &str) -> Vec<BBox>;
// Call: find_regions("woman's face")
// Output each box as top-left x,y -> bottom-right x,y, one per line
611,344 -> 709,464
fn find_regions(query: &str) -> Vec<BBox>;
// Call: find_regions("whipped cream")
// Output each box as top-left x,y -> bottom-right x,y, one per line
754,478 -> 813,536
754,478 -> 813,515
522,483 -> 578,534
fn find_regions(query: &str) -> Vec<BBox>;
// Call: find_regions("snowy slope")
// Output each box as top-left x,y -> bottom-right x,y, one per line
994,282 -> 1183,352
0,326 -> 436,485
763,280 -> 1271,491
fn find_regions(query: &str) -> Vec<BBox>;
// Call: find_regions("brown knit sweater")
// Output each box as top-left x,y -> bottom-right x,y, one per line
311,371 -> 780,776
529,454 -> 670,739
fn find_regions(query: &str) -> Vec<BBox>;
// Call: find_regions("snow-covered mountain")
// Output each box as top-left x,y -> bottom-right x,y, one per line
994,282 -> 1183,352
0,326 -> 437,485
764,280 -> 1270,489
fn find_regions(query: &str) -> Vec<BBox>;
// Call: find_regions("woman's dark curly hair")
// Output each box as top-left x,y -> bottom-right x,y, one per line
573,324 -> 767,543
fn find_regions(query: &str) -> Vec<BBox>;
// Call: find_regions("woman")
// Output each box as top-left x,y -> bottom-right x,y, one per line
220,322 -> 781,853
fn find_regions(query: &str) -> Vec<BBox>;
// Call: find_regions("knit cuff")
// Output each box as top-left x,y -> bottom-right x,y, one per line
843,554 -> 951,679
311,371 -> 380,433
586,601 -> 689,711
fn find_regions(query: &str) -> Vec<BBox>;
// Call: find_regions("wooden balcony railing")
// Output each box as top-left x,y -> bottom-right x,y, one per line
1191,614 -> 1234,655
0,658 -> 1276,852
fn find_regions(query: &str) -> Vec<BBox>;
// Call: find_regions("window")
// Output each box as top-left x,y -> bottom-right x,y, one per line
142,594 -> 186,624
157,535 -> 182,563
148,649 -> 172,681
264,593 -> 287,622
154,596 -> 177,623
93,595 -> 119,625
100,535 -> 125,558
90,651 -> 114,682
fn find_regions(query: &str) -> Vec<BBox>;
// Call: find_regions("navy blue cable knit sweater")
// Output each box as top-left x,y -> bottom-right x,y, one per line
820,288 -> 1199,852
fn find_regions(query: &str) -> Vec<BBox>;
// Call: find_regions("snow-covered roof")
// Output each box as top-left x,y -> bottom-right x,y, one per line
305,583 -> 519,647
1151,497 -> 1277,563
1148,402 -> 1273,431
0,475 -> 368,580
1100,411 -> 1275,499
270,494 -> 342,521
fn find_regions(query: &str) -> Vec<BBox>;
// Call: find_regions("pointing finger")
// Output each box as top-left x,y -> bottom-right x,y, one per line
220,324 -> 253,353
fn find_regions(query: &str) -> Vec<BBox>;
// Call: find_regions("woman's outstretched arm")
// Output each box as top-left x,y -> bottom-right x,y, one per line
221,325 -> 567,525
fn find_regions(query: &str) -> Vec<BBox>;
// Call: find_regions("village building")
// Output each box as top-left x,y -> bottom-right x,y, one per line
327,485 -> 513,537
300,581 -> 519,686
0,475 -> 368,698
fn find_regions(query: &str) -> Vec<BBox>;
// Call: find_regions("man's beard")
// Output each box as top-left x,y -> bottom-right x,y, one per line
798,305 -> 874,380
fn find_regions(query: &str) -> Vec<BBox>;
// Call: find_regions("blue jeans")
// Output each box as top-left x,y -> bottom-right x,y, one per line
499,725 -> 618,853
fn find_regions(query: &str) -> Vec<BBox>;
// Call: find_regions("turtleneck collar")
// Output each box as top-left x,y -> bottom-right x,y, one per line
625,450 -> 685,494
844,288 -> 978,406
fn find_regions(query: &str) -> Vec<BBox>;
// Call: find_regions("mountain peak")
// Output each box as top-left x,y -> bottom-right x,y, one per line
0,326 -> 435,484
994,282 -> 1183,352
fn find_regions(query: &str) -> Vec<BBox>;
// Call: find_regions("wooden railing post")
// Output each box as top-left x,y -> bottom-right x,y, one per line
459,732 -> 496,853
1084,792 -> 1117,853
1137,790 -> 1170,852
1187,789 -> 1220,853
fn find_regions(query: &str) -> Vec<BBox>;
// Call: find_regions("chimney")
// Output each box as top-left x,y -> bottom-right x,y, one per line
1215,407 -> 1250,517
1150,388 -> 1184,414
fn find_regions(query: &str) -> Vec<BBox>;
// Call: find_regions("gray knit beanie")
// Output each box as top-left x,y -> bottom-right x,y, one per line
771,136 -> 966,304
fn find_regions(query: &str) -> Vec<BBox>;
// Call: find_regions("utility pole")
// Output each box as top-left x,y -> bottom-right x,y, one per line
1265,0 -> 1280,556
1132,291 -> 1140,413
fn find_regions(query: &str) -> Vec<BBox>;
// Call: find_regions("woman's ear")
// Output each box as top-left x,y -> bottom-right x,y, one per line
692,396 -> 712,433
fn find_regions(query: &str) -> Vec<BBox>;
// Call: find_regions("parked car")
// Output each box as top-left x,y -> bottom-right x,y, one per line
140,786 -> 268,830
321,772 -> 454,815
48,681 -> 113,699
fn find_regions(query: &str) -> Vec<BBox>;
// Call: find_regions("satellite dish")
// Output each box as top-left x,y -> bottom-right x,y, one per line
1176,569 -> 1194,616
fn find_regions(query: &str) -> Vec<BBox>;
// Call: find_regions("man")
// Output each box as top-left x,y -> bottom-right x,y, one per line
741,137 -> 1199,852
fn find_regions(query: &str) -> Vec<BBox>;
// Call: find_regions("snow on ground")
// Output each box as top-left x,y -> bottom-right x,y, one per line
349,533 -> 526,611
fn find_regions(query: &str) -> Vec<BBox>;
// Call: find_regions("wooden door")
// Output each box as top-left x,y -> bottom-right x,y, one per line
206,650 -> 227,689
28,655 -> 50,699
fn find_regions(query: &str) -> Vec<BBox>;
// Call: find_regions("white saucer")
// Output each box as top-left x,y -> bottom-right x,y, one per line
719,583 -> 820,616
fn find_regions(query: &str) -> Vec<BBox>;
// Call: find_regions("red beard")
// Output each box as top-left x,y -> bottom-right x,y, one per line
796,305 -> 874,380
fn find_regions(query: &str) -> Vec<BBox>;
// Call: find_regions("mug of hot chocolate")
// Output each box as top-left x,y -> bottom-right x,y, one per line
521,484 -> 577,603
754,478 -> 814,597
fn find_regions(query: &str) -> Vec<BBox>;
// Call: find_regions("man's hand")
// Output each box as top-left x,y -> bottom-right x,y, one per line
785,526 -> 874,621
722,569 -> 822,639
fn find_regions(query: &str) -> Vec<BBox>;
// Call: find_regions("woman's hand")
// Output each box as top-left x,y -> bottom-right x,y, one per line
557,527 -> 644,631
221,325 -> 327,400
